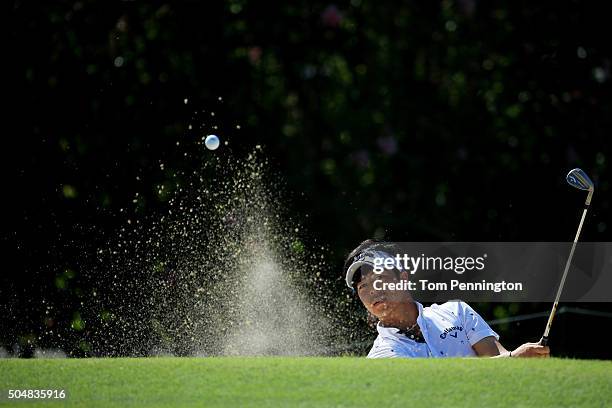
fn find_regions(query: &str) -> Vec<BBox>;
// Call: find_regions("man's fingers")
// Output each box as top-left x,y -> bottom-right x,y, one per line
534,346 -> 550,357
514,343 -> 551,358
528,344 -> 549,353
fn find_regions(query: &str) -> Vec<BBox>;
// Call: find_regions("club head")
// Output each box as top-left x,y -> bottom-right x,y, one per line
566,168 -> 594,191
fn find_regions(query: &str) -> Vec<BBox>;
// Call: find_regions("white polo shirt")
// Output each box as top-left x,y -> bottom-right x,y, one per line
367,301 -> 499,358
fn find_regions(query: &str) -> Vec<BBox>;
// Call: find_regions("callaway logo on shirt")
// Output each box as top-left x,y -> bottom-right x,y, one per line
440,326 -> 463,339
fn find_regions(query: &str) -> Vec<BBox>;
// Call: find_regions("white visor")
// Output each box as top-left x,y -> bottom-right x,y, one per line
345,249 -> 395,289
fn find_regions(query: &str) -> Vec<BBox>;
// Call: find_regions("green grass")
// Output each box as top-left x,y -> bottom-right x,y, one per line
1,357 -> 611,407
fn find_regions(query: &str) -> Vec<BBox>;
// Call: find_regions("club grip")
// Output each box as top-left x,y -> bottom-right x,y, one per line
539,336 -> 548,346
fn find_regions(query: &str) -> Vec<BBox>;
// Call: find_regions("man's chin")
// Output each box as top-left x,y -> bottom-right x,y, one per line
371,302 -> 389,316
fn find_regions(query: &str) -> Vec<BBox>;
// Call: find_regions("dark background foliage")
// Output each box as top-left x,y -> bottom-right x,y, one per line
4,0 -> 611,358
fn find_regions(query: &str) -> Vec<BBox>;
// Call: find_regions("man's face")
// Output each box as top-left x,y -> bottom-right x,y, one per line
355,265 -> 410,320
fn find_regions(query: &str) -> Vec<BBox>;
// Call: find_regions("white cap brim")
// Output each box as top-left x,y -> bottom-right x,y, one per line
345,250 -> 393,289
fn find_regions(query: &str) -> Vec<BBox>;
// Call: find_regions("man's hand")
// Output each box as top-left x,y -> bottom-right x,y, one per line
511,342 -> 550,358
473,337 -> 551,358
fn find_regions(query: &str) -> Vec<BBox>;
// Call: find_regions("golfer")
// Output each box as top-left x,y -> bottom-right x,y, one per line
345,240 -> 550,358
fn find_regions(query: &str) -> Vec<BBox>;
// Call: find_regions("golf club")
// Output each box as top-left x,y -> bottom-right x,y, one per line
539,168 -> 594,346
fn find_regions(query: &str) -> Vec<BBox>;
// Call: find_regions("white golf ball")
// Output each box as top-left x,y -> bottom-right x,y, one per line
205,134 -> 220,150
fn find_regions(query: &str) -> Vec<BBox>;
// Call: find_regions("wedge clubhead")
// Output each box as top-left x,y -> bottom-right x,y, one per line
567,168 -> 594,191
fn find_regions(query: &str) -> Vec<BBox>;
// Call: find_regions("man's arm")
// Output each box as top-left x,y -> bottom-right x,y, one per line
473,336 -> 550,358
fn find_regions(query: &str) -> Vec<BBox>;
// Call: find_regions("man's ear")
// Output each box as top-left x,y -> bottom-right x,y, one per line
399,270 -> 410,280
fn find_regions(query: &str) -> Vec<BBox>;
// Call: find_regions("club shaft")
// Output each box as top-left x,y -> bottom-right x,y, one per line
542,205 -> 589,341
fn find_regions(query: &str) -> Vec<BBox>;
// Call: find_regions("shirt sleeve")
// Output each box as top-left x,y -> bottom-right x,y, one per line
459,301 -> 499,346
